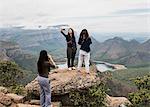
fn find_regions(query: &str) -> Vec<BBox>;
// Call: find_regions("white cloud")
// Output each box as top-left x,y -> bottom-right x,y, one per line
0,0 -> 149,32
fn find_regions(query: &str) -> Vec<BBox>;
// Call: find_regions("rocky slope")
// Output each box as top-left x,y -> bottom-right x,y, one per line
0,41 -> 37,72
95,37 -> 150,67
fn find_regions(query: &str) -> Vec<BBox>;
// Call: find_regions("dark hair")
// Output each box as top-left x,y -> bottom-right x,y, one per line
79,29 -> 90,40
37,50 -> 48,73
68,28 -> 75,38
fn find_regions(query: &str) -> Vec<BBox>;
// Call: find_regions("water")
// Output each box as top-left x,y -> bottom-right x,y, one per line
57,62 -> 114,72
96,64 -> 114,72
57,63 -> 67,69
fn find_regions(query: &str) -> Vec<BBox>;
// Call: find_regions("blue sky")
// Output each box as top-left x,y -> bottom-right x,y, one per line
0,0 -> 149,32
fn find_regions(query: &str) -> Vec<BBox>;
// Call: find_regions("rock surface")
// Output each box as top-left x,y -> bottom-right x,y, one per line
106,95 -> 131,107
0,91 -> 62,107
0,92 -> 12,106
25,67 -> 99,97
25,67 -> 131,107
16,102 -> 61,107
6,93 -> 25,103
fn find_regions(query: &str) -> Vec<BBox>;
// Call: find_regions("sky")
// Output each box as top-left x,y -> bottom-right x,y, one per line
0,0 -> 150,32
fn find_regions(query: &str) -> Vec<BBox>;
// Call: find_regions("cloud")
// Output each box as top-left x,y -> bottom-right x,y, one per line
0,0 -> 149,32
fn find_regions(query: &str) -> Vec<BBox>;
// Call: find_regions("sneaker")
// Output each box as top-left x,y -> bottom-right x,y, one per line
68,67 -> 72,71
72,67 -> 76,70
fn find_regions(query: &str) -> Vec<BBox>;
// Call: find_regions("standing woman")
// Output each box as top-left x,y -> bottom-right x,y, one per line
61,28 -> 77,70
77,29 -> 92,74
37,50 -> 57,107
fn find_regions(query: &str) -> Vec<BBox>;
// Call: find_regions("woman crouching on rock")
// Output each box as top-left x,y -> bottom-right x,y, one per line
37,50 -> 57,107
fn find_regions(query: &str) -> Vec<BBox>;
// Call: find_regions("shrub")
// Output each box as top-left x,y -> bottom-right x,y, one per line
69,83 -> 107,107
9,84 -> 26,95
0,61 -> 24,87
128,75 -> 150,107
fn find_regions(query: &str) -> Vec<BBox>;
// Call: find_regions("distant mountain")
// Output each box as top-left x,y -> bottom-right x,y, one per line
0,41 -> 37,72
118,52 -> 150,67
0,26 -> 68,60
0,26 -> 150,67
139,39 -> 150,53
96,37 -> 131,60
95,37 -> 150,67
0,26 -> 100,61
92,32 -> 150,43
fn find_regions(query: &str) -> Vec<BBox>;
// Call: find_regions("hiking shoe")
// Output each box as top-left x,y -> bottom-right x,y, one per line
72,67 -> 76,70
68,67 -> 72,71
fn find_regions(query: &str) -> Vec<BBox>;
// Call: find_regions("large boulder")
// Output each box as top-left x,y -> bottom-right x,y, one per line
0,90 -> 62,107
6,93 -> 25,103
25,67 -> 99,97
106,95 -> 131,107
0,92 -> 12,106
25,67 -> 131,106
17,102 -> 62,107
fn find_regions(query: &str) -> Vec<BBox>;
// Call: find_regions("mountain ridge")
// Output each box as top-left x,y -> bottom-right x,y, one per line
0,26 -> 150,68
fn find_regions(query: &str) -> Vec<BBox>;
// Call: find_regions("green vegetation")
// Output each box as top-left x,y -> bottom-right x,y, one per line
13,54 -> 37,72
0,61 -> 24,87
0,61 -> 36,95
104,67 -> 150,97
69,83 -> 107,107
9,85 -> 26,95
111,67 -> 150,87
128,62 -> 150,68
128,75 -> 150,107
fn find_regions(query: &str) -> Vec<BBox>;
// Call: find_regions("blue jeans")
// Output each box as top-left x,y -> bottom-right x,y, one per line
37,76 -> 51,107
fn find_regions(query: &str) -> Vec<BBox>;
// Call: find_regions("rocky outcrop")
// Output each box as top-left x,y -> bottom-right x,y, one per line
106,95 -> 131,107
25,67 -> 99,97
0,89 -> 62,107
0,49 -> 10,61
6,93 -> 25,103
16,102 -> 62,107
0,92 -> 12,106
25,67 -> 131,107
0,67 -> 131,107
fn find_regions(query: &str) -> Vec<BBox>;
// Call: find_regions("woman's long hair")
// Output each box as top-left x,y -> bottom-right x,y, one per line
37,50 -> 48,73
68,28 -> 75,38
79,29 -> 90,41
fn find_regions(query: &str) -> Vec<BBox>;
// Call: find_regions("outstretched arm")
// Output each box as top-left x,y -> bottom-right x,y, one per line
61,29 -> 67,37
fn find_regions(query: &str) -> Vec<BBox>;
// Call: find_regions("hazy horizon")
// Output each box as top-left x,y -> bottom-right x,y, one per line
0,0 -> 150,33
